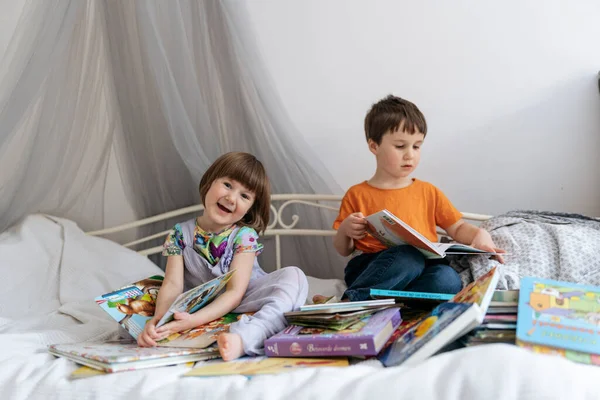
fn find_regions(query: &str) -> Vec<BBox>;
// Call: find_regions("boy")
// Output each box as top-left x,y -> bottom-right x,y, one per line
331,95 -> 503,302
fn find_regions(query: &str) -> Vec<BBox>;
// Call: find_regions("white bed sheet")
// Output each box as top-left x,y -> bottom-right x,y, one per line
1,215 -> 599,400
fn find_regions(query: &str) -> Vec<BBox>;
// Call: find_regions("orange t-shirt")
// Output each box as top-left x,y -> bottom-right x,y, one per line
333,179 -> 463,254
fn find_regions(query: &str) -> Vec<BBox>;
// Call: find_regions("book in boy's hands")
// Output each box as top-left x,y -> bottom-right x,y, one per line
516,276 -> 600,364
94,270 -> 235,347
378,267 -> 499,367
265,307 -> 401,357
184,356 -> 349,377
365,209 -> 498,259
370,288 -> 453,309
48,341 -> 219,373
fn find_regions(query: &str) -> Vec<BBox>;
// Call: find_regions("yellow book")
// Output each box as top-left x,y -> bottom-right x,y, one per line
184,356 -> 349,377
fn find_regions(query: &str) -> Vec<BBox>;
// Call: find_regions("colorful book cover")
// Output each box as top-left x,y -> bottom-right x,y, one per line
157,312 -> 251,348
48,341 -> 219,373
516,339 -> 600,366
378,268 -> 499,367
364,209 -> 494,259
516,276 -> 600,356
94,270 -> 235,345
451,267 -> 499,311
378,302 -> 475,367
184,356 -> 349,377
265,307 -> 401,357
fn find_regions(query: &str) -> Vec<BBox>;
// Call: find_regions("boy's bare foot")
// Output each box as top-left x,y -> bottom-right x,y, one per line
217,333 -> 245,361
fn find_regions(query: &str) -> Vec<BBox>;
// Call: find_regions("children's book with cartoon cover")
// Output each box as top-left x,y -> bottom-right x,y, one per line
265,307 -> 401,357
516,277 -> 600,357
378,267 -> 499,367
365,209 -> 497,259
184,356 -> 349,377
94,270 -> 235,347
48,341 -> 219,373
516,339 -> 600,366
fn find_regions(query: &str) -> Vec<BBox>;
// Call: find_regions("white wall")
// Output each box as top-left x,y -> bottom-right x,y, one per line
243,0 -> 600,216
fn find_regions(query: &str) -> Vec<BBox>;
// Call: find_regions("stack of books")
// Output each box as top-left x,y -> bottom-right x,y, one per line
515,277 -> 600,366
48,340 -> 220,373
264,300 -> 401,357
462,289 -> 518,346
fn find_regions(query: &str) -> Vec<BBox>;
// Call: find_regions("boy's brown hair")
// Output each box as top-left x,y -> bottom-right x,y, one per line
364,95 -> 427,144
199,152 -> 271,233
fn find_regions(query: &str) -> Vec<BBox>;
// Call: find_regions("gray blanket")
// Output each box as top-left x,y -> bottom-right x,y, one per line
450,210 -> 600,289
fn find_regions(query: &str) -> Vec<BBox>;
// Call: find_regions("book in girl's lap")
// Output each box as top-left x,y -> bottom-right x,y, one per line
138,152 -> 308,361
331,95 -> 505,302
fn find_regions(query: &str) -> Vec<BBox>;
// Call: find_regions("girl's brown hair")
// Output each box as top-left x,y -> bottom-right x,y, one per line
198,152 -> 271,233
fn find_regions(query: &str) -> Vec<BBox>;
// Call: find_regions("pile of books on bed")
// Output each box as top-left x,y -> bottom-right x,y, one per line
265,299 -> 402,357
461,289 -> 518,346
264,268 -> 503,368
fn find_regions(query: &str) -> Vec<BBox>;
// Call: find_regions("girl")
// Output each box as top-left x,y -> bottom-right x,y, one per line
138,152 -> 308,361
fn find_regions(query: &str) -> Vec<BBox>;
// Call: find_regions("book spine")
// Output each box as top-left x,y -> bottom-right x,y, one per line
371,289 -> 452,301
264,336 -> 377,357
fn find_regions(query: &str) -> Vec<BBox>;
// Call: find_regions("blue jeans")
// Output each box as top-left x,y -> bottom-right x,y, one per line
343,245 -> 463,302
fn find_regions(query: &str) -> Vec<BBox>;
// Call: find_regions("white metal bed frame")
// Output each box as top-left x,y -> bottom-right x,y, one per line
87,194 -> 493,270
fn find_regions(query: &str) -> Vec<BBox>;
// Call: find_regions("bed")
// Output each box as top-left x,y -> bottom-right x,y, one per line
1,195 -> 599,400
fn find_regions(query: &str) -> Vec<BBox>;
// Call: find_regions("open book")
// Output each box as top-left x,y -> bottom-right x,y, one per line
379,267 -> 499,367
365,209 -> 496,259
95,270 -> 235,347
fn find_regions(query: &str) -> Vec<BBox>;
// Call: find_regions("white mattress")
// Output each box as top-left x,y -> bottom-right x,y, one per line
1,215 -> 599,400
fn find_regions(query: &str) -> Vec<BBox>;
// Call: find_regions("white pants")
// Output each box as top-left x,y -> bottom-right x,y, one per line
229,266 -> 308,355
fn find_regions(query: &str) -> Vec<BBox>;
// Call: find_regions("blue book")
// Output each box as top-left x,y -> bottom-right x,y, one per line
516,276 -> 600,355
370,289 -> 453,301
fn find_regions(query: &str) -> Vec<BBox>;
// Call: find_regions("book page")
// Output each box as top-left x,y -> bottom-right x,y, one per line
436,243 -> 492,254
365,210 -> 442,257
156,270 -> 235,328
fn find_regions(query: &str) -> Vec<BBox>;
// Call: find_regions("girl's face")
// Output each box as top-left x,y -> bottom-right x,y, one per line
200,177 -> 255,232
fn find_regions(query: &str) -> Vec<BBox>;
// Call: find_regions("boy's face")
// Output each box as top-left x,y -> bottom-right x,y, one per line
369,129 -> 424,180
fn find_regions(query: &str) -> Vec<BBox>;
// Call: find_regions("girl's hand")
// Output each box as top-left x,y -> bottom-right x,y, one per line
340,212 -> 368,240
470,229 -> 505,264
155,312 -> 196,338
138,316 -> 160,347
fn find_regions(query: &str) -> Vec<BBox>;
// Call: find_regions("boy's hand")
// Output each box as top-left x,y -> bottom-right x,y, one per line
471,229 -> 505,264
137,316 -> 160,347
340,212 -> 368,240
155,312 -> 196,338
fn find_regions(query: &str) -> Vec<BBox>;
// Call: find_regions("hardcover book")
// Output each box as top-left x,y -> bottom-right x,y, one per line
365,209 -> 497,259
516,276 -> 600,357
48,341 -> 219,373
265,307 -> 401,357
94,271 -> 235,347
378,267 -> 499,367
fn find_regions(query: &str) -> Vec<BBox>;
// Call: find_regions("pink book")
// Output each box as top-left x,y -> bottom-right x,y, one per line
264,307 -> 401,357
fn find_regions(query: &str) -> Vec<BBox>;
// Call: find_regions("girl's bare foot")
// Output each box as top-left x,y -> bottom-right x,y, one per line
217,333 -> 245,361
312,294 -> 332,304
